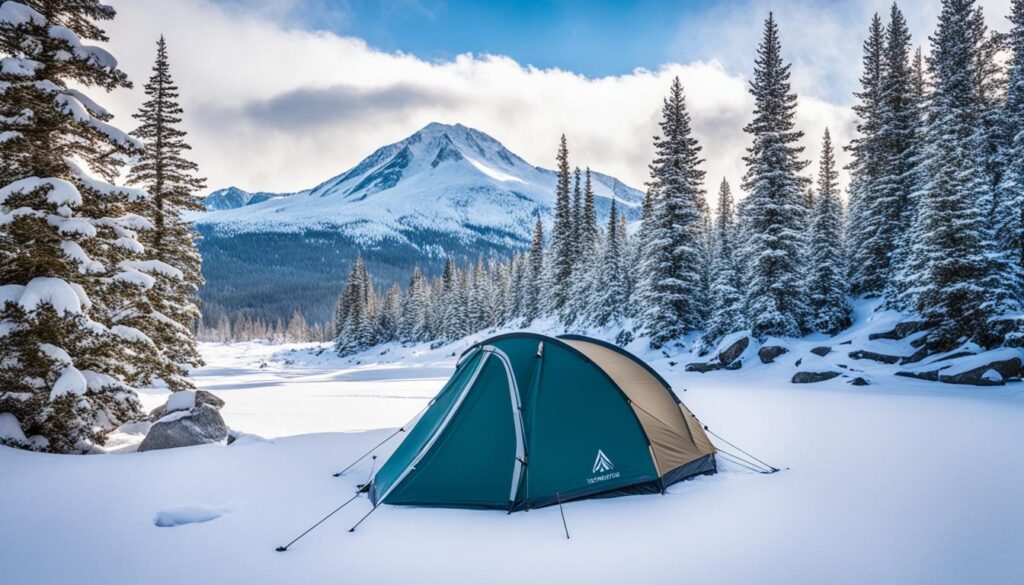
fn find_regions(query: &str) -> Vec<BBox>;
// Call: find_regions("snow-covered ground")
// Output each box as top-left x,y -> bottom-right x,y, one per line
2,333 -> 1024,584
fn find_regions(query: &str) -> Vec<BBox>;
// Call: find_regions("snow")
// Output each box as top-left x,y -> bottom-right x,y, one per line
1,333 -> 1021,584
49,366 -> 86,400
0,1 -> 45,26
154,504 -> 226,528
0,176 -> 82,207
156,410 -> 193,424
0,412 -> 27,444
165,391 -> 196,414
16,277 -> 85,315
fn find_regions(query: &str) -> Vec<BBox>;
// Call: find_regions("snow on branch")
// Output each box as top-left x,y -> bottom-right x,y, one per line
0,177 -> 82,207
66,158 -> 148,202
56,94 -> 142,150
0,1 -> 46,26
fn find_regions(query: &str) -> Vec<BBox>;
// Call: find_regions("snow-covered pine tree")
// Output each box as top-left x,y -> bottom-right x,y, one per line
546,135 -> 574,315
879,6 -> 927,308
285,310 -> 308,342
565,168 -> 600,326
399,266 -> 430,342
906,0 -> 1015,349
377,284 -> 401,342
638,76 -> 707,348
591,200 -> 628,326
124,36 -> 206,390
524,215 -> 545,324
439,257 -> 466,340
570,166 -> 582,259
0,0 -> 154,452
847,13 -> 887,296
738,14 -> 810,340
807,129 -> 852,334
333,255 -> 377,355
998,0 -> 1024,313
701,179 -> 746,347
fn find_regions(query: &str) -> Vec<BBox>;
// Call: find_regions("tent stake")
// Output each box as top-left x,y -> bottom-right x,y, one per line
556,492 -> 570,540
275,492 -> 361,552
348,504 -> 380,533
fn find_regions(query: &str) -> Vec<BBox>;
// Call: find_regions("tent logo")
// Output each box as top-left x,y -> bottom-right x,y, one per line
592,449 -> 614,473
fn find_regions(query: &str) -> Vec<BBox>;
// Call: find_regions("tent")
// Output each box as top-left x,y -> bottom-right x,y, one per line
369,333 -> 716,512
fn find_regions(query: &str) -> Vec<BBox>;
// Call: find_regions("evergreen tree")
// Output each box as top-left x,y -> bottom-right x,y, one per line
847,14 -> 888,296
565,168 -> 600,325
738,14 -> 810,339
524,216 -> 545,323
377,284 -> 401,342
125,36 -> 207,390
702,179 -> 746,346
906,0 -> 1015,348
807,129 -> 852,333
546,135 -> 574,315
0,1 -> 150,452
591,200 -> 628,326
399,266 -> 430,342
638,76 -> 707,347
999,0 -> 1024,310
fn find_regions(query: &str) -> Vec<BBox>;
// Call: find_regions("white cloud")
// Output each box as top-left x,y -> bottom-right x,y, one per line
101,0 -> 860,203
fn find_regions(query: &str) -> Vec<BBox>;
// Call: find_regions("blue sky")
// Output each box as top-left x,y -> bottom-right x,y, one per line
315,0 -> 720,78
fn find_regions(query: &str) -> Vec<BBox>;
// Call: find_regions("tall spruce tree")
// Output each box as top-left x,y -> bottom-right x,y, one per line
906,0 -> 1015,349
524,216 -> 545,323
591,200 -> 628,326
702,179 -> 746,347
847,13 -> 888,296
546,135 -> 574,315
566,168 -> 600,325
125,36 -> 206,390
638,76 -> 707,348
807,129 -> 852,334
999,0 -> 1024,315
738,14 -> 810,339
0,1 -> 153,451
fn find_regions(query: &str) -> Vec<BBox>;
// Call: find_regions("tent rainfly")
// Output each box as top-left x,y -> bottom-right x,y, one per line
369,333 -> 716,511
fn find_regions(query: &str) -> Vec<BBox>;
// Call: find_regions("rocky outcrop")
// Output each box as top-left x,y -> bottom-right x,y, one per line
868,321 -> 926,341
849,377 -> 870,386
791,371 -> 841,384
938,357 -> 1021,386
685,362 -> 720,373
758,345 -> 788,364
810,346 -> 831,357
848,350 -> 901,365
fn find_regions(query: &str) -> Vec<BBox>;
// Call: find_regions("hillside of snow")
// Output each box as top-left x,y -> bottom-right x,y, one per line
2,302 -> 1023,584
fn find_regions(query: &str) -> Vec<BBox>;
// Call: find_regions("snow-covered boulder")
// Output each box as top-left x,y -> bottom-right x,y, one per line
791,371 -> 841,384
138,405 -> 228,452
868,320 -> 926,341
848,350 -> 901,365
717,334 -> 752,367
896,348 -> 1022,386
148,390 -> 225,422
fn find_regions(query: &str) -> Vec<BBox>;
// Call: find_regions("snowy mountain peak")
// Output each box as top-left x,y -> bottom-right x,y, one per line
199,122 -> 644,242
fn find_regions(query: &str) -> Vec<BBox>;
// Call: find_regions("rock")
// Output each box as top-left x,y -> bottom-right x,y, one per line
758,345 -> 788,364
685,362 -> 720,373
849,377 -> 870,386
149,390 -> 225,422
895,370 -> 940,382
138,405 -> 228,452
810,346 -> 831,357
848,350 -> 901,365
717,336 -> 750,367
938,357 -> 1021,386
868,321 -> 926,341
899,346 -> 931,365
722,361 -> 742,370
794,358 -> 802,367
791,371 -> 841,384
839,340 -> 852,345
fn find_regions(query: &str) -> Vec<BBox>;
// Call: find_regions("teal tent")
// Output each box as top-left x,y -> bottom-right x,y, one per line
369,333 -> 716,511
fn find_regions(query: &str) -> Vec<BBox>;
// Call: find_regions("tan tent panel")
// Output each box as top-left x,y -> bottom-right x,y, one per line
559,337 -> 715,477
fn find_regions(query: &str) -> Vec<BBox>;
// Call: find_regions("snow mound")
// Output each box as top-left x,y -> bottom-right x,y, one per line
0,412 -> 28,444
166,391 -> 196,414
153,504 -> 226,528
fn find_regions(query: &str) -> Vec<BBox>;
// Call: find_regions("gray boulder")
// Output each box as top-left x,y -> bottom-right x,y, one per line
138,405 -> 228,452
848,350 -> 901,365
849,377 -> 870,386
758,345 -> 788,364
810,346 -> 831,357
685,362 -> 720,373
791,371 -> 841,384
717,336 -> 750,367
868,321 -> 926,341
938,357 -> 1021,386
149,390 -> 225,422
